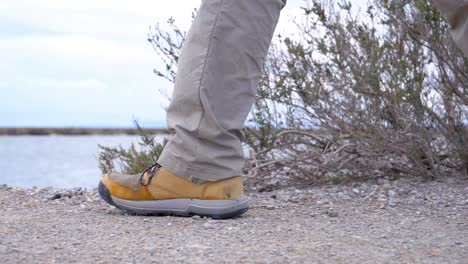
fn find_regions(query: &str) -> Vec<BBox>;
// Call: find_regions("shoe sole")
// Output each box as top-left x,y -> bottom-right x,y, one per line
98,181 -> 249,219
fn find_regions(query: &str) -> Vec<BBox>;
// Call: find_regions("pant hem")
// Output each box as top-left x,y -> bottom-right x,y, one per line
157,148 -> 243,183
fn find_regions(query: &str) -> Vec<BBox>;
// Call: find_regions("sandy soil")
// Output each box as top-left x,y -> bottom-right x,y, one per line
1,177 -> 468,263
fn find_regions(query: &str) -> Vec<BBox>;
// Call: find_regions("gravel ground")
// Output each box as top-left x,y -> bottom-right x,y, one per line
1,177 -> 468,264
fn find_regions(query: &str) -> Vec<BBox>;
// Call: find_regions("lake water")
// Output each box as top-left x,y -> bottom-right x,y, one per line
0,135 -> 166,189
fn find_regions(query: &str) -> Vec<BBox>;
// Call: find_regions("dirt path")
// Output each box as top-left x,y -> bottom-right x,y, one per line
1,178 -> 468,263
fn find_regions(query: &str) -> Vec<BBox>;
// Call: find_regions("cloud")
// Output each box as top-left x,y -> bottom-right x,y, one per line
0,0 -> 318,127
0,1 -> 198,127
1,0 -> 199,15
0,34 -> 151,66
0,0 -> 198,40
33,79 -> 108,91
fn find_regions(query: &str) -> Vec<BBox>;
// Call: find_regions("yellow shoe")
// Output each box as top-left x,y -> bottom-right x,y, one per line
98,163 -> 249,219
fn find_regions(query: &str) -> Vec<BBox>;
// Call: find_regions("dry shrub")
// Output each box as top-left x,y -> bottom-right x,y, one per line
246,0 -> 467,188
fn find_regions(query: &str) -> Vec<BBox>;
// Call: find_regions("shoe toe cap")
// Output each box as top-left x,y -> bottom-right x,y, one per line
98,180 -> 115,206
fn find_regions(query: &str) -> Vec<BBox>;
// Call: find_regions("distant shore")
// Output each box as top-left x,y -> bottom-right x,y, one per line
0,127 -> 170,136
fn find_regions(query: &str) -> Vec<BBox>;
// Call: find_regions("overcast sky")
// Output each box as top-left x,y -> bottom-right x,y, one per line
0,0 -> 365,128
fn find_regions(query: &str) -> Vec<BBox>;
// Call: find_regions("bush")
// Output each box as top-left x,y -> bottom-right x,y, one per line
99,0 -> 467,188
247,0 -> 467,188
98,122 -> 167,175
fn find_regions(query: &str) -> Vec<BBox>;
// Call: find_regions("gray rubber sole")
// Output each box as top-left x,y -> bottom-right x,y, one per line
98,181 -> 249,219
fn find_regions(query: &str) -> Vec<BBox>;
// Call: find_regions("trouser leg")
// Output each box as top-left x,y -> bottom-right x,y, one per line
433,0 -> 468,56
158,0 -> 286,182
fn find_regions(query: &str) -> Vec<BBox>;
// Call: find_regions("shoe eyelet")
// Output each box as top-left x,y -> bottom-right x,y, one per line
139,163 -> 161,186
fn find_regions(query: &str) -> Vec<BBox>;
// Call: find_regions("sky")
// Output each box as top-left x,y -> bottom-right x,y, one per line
0,0 -> 364,128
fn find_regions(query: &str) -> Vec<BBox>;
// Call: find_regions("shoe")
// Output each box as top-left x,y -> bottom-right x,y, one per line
98,163 -> 249,219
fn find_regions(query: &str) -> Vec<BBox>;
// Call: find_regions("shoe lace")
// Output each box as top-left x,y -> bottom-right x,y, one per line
139,163 -> 161,186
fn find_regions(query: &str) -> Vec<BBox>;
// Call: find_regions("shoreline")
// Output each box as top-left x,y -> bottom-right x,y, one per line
0,127 -> 170,136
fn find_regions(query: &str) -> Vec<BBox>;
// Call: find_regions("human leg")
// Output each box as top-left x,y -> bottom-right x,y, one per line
99,0 -> 286,218
158,0 -> 286,182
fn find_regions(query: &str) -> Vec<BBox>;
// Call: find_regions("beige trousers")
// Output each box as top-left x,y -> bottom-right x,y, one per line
158,0 -> 467,183
157,0 -> 286,182
433,0 -> 468,56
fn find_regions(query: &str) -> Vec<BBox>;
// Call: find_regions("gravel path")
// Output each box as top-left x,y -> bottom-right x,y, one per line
1,177 -> 468,263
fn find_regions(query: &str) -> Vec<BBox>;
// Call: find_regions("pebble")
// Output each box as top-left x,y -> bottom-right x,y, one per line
388,199 -> 398,208
324,209 -> 339,218
337,192 -> 351,200
276,193 -> 291,202
203,223 -> 215,229
328,211 -> 339,218
50,193 -> 62,200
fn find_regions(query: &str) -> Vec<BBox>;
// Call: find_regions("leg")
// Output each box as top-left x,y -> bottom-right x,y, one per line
99,0 -> 285,218
433,0 -> 468,56
158,0 -> 286,182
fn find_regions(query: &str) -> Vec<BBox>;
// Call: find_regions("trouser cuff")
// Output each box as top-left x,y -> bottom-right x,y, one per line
157,148 -> 243,183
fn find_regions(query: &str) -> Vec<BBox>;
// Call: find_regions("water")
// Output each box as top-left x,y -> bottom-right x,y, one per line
0,135 -> 166,189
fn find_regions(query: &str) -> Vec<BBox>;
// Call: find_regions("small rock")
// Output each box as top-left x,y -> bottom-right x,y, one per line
203,223 -> 215,229
50,193 -> 62,200
388,197 -> 398,207
337,192 -> 350,200
324,209 -> 339,217
328,211 -> 339,218
63,190 -> 73,198
276,193 -> 290,202
65,198 -> 81,206
378,177 -> 391,185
